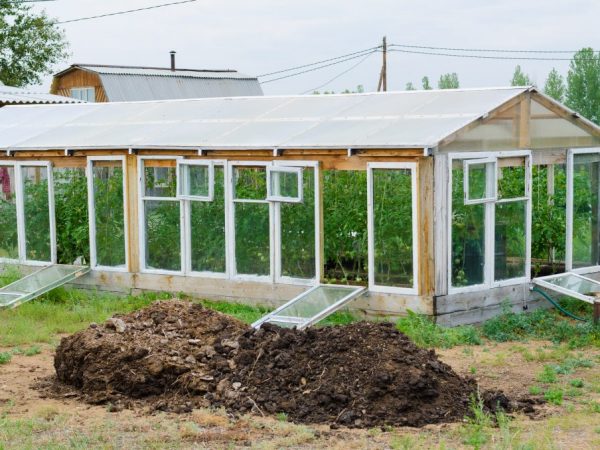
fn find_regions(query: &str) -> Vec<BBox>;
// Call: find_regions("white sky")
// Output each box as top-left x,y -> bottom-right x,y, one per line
31,0 -> 600,95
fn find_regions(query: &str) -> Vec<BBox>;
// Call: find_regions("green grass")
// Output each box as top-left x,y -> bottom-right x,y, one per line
544,388 -> 564,405
0,352 -> 11,365
396,310 -> 482,348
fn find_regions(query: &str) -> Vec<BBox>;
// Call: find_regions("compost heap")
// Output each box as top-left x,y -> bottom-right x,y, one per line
51,300 -> 515,427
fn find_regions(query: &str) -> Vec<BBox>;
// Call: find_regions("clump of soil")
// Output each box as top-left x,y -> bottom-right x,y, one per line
49,300 -> 524,427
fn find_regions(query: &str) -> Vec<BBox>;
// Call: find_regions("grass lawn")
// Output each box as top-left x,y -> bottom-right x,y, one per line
1,268 -> 600,449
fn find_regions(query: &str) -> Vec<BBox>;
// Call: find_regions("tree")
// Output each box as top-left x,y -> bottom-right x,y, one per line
421,76 -> 432,90
438,72 -> 460,89
565,48 -> 600,125
405,82 -> 416,91
0,2 -> 69,87
543,68 -> 566,102
510,65 -> 531,86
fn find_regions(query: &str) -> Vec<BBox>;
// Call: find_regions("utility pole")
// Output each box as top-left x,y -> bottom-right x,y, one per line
377,36 -> 387,92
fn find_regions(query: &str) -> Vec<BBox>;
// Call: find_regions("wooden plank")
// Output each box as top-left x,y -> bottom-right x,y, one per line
433,154 -> 449,297
418,157 -> 435,297
435,283 -> 529,315
518,95 -> 531,148
532,148 -> 566,165
50,69 -> 107,102
125,155 -> 140,273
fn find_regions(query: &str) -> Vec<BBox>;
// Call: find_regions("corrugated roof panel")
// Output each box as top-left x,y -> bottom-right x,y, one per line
0,88 -> 539,150
0,85 -> 80,105
100,74 -> 263,101
79,65 -> 257,79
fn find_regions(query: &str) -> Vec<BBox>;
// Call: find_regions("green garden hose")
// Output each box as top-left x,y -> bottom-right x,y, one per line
531,286 -> 587,322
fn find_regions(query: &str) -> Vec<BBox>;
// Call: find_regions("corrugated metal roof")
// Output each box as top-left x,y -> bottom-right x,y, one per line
64,64 -> 258,79
0,85 -> 80,105
99,74 -> 263,101
0,87 -> 532,151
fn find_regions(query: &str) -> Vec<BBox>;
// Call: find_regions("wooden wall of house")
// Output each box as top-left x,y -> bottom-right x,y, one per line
50,69 -> 108,102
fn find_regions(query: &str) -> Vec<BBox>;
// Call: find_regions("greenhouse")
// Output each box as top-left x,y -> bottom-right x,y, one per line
1,86 -> 600,325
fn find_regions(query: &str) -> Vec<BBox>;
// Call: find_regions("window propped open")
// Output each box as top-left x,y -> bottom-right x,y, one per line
463,158 -> 497,204
267,166 -> 303,203
177,160 -> 214,201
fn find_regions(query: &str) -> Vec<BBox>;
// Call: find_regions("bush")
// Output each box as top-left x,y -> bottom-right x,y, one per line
396,310 -> 481,348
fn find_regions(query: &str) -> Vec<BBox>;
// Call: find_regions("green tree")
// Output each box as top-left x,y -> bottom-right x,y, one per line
438,72 -> 460,89
544,68 -> 566,102
510,65 -> 531,86
405,82 -> 416,91
421,76 -> 432,90
0,1 -> 68,87
565,48 -> 600,125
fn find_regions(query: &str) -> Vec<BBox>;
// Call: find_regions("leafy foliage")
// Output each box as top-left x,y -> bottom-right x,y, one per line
510,65 -> 532,86
396,310 -> 481,348
544,68 -> 566,102
566,48 -> 600,125
438,72 -> 460,89
0,1 -> 69,87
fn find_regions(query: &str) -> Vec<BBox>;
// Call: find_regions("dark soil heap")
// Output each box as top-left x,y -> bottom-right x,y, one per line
51,300 -> 510,427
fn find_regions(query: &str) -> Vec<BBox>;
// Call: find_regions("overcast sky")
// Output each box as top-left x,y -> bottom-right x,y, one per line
31,0 -> 600,95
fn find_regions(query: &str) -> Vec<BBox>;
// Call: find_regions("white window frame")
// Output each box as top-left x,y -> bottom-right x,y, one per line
228,161 -> 273,282
566,147 -> 600,274
447,151 -> 532,294
367,162 -> 419,295
463,157 -> 497,205
273,160 -> 320,286
184,160 -> 228,279
70,87 -> 95,102
266,166 -> 304,203
87,156 -> 129,272
0,160 -> 56,266
176,160 -> 214,202
138,156 -> 184,276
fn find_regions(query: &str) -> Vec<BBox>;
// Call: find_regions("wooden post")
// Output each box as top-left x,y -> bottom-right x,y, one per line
125,154 -> 140,273
377,36 -> 387,92
518,95 -> 531,149
594,301 -> 600,325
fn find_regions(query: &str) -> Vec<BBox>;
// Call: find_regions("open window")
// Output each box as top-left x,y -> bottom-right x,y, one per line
267,166 -> 303,203
463,158 -> 497,204
177,160 -> 214,201
450,152 -> 531,292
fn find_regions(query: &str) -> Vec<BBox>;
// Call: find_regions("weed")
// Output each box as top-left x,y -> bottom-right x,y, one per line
0,266 -> 21,287
529,386 -> 542,395
22,345 -> 41,357
544,388 -> 563,405
396,310 -> 481,348
569,378 -> 584,388
275,412 -> 288,422
536,365 -> 558,383
589,402 -> 600,413
0,352 -> 11,365
461,393 -> 492,448
469,366 -> 477,375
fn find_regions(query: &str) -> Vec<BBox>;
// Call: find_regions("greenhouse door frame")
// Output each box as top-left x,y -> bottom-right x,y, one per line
0,160 -> 56,266
87,156 -> 129,272
227,160 -> 320,285
367,162 -> 419,295
566,147 -> 600,274
447,150 -> 532,295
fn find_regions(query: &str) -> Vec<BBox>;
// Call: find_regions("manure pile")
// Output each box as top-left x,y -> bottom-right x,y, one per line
50,300 -> 519,427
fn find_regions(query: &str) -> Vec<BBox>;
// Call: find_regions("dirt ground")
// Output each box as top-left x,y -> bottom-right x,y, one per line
2,338 -> 600,449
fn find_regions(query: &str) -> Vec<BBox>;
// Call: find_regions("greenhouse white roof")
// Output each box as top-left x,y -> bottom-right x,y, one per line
0,87 -> 531,151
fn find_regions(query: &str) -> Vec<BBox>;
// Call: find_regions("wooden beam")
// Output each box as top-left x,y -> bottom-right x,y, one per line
418,157 -> 435,297
518,95 -> 531,148
125,154 -> 140,273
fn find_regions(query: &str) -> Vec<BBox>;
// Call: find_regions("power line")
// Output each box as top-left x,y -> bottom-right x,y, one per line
388,48 -> 590,61
56,0 -> 200,24
389,43 -> 578,54
257,46 -> 381,78
260,50 -> 379,84
300,51 -> 376,94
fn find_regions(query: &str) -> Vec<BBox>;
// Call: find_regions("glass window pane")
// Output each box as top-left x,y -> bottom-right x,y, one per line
234,166 -> 267,200
92,162 -> 126,267
144,200 -> 180,271
498,160 -> 526,200
54,167 -> 89,265
538,273 -> 600,297
181,164 -> 210,198
572,153 -> 600,268
22,166 -> 51,262
466,160 -> 495,202
143,162 -> 177,198
270,169 -> 300,199
372,168 -> 414,288
0,166 -> 18,260
495,201 -> 527,281
190,167 -> 225,273
452,163 -> 485,286
235,202 -> 269,275
274,285 -> 362,319
281,168 -> 314,279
